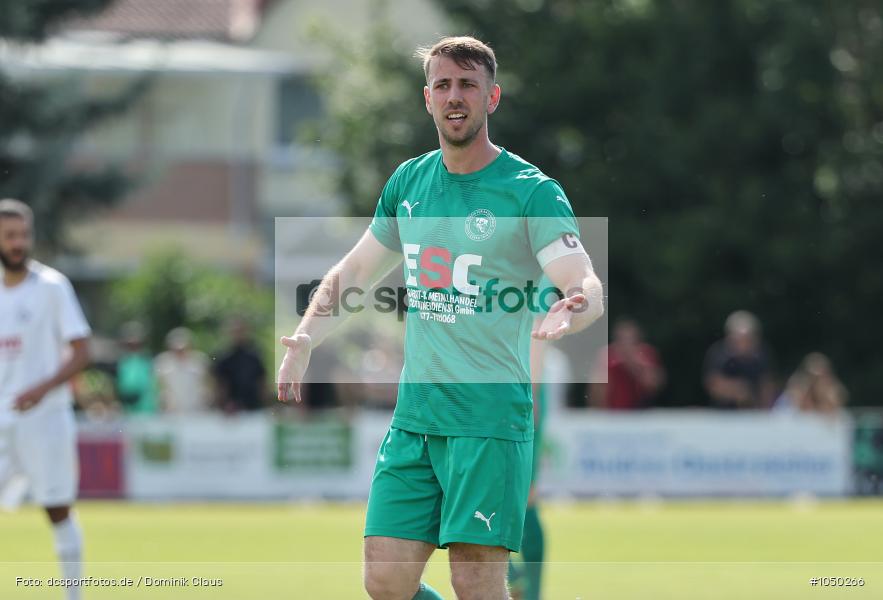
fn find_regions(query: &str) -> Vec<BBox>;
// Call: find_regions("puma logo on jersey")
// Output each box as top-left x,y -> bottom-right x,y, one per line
473,510 -> 496,531
402,200 -> 420,219
556,195 -> 571,207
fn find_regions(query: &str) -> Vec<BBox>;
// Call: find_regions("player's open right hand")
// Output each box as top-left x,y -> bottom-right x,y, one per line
531,293 -> 586,341
277,333 -> 312,403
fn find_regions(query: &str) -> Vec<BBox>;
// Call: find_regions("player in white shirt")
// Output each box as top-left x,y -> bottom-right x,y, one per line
0,199 -> 90,600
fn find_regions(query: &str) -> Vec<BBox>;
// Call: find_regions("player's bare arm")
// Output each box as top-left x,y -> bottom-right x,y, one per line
14,337 -> 90,411
532,252 -> 604,340
277,230 -> 402,403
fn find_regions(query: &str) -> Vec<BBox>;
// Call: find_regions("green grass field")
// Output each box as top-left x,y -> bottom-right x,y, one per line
1,500 -> 881,599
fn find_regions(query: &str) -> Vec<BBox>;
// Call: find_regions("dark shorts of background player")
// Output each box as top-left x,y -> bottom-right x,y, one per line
364,427 -> 532,552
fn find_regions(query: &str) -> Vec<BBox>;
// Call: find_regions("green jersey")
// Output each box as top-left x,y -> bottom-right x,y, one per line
369,148 -> 578,441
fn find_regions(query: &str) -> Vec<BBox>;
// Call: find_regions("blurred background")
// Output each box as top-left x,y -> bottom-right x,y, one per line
2,0 -> 883,596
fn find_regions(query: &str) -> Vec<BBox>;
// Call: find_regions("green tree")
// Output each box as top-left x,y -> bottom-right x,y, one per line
0,0 -> 147,250
307,7 -> 438,216
109,250 -> 276,372
316,0 -> 883,406
439,0 -> 883,406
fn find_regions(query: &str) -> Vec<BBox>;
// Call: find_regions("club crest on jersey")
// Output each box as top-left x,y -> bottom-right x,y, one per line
465,208 -> 496,241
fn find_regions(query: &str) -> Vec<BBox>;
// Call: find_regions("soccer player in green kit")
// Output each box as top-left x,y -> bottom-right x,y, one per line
278,37 -> 603,600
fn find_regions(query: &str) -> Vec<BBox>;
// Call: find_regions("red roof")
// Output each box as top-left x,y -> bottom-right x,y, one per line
66,0 -> 271,42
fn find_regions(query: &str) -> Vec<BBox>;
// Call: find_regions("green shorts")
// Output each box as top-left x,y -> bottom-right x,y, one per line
364,427 -> 532,552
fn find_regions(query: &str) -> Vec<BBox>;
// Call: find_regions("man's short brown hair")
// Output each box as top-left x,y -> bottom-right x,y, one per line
417,36 -> 497,83
0,198 -> 33,225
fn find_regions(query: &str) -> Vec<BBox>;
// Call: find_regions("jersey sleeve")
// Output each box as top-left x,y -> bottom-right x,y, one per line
524,179 -> 581,258
55,277 -> 91,342
368,167 -> 403,252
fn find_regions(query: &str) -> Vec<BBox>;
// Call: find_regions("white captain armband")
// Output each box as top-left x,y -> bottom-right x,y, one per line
536,233 -> 590,268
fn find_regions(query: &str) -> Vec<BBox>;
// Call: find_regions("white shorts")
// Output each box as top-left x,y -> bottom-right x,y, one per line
0,407 -> 78,508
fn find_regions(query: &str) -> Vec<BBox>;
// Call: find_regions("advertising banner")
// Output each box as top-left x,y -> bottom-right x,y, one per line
538,411 -> 853,497
120,412 -> 388,500
75,411 -> 852,500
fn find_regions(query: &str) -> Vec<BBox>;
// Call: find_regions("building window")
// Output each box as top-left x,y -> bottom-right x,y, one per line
276,75 -> 322,146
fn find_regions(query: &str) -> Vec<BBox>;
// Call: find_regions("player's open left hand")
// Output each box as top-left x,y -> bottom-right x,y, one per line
13,384 -> 48,412
531,293 -> 586,341
277,333 -> 312,403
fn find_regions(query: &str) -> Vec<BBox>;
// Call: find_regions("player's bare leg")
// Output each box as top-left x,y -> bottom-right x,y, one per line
46,505 -> 70,524
449,543 -> 510,600
364,536 -> 436,600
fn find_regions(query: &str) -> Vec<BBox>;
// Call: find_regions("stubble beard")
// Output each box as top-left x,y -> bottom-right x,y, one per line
438,113 -> 486,148
0,248 -> 28,272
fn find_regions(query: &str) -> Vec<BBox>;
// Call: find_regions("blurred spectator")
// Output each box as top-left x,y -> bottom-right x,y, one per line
72,336 -> 123,419
301,343 -> 340,411
774,353 -> 848,415
115,321 -> 158,414
154,327 -> 212,413
590,319 -> 665,410
73,367 -> 121,421
703,310 -> 776,409
213,319 -> 267,413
